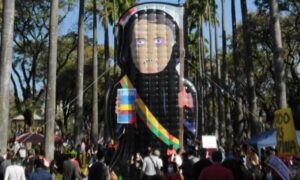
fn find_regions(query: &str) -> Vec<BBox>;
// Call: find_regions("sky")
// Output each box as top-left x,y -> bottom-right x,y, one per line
59,0 -> 257,48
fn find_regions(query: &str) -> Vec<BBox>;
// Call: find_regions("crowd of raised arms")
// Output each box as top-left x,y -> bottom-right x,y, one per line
0,134 -> 300,180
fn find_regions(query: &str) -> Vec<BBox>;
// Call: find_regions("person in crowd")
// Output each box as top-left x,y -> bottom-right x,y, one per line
141,148 -> 163,180
28,157 -> 52,180
0,151 -> 12,180
88,149 -> 110,180
163,161 -> 183,180
0,149 -> 4,163
4,156 -> 26,180
261,147 -> 281,180
130,152 -> 144,180
290,157 -> 300,180
75,144 -> 81,166
181,149 -> 199,179
80,138 -> 86,168
167,145 -> 176,162
23,149 -> 36,177
246,145 -> 261,179
221,148 -> 243,180
13,141 -> 21,156
238,155 -> 252,180
172,148 -> 183,170
0,150 -> 3,180
154,149 -> 163,171
192,148 -> 212,180
62,150 -> 82,180
198,150 -> 234,180
49,160 -> 58,180
105,139 -> 117,165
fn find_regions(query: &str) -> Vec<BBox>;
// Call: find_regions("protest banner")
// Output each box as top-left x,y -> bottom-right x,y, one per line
274,108 -> 300,156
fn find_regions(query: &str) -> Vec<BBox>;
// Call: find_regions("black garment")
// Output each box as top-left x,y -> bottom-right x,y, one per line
142,174 -> 162,180
62,160 -> 82,180
192,159 -> 212,180
222,159 -> 243,180
240,165 -> 253,180
0,156 -> 5,180
88,161 -> 109,180
130,160 -> 143,180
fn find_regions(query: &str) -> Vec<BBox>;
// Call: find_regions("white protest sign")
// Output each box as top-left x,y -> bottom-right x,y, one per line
202,135 -> 217,149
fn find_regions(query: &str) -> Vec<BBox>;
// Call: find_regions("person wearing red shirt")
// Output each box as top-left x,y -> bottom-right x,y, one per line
198,150 -> 234,180
166,145 -> 176,162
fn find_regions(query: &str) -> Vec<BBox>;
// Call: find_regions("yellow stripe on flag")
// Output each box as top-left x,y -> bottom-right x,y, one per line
119,104 -> 135,111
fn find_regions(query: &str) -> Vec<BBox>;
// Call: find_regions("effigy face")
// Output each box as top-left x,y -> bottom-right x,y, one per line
130,19 -> 175,74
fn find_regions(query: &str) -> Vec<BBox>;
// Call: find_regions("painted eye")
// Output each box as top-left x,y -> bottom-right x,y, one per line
154,37 -> 165,45
136,38 -> 145,46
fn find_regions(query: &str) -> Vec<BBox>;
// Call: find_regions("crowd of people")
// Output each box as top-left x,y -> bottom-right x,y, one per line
1,136 -> 300,180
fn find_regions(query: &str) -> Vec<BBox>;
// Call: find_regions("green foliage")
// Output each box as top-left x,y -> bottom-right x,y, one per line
10,0 -> 76,126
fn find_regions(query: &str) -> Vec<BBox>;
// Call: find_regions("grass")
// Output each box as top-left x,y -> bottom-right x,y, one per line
55,173 -> 62,180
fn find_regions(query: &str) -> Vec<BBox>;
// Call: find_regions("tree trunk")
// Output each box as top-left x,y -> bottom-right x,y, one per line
208,2 -> 217,135
240,0 -> 258,137
45,0 -> 58,160
104,1 -> 110,92
75,0 -> 85,145
102,1 -> 109,139
198,18 -> 204,137
213,0 -> 223,144
232,0 -> 243,144
269,0 -> 287,109
221,0 -> 231,147
200,16 -> 209,134
0,0 -> 15,152
92,0 -> 99,144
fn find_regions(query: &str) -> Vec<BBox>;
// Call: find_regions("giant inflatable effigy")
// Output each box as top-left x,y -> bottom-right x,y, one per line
104,2 -> 198,173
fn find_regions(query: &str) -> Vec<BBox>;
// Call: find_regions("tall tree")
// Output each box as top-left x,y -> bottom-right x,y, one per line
92,0 -> 98,143
208,0 -> 217,134
240,0 -> 258,136
232,0 -> 243,143
75,0 -> 85,144
221,0 -> 231,146
10,0 -> 75,128
185,0 -> 210,134
45,0 -> 58,160
0,0 -> 15,152
199,16 -> 209,134
103,0 -> 110,92
213,0 -> 223,142
269,0 -> 287,109
198,16 -> 204,136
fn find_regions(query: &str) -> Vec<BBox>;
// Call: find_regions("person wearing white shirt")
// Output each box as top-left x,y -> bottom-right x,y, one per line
4,157 -> 26,180
142,148 -> 163,179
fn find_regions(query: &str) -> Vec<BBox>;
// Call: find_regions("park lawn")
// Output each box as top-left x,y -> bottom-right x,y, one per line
55,173 -> 62,180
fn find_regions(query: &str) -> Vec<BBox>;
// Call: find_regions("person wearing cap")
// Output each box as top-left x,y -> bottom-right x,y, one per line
198,150 -> 234,180
62,150 -> 82,180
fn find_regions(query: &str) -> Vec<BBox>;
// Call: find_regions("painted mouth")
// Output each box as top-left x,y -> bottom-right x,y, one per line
143,59 -> 158,64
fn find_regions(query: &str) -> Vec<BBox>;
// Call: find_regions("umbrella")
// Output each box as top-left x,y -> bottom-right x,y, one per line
16,132 -> 44,143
